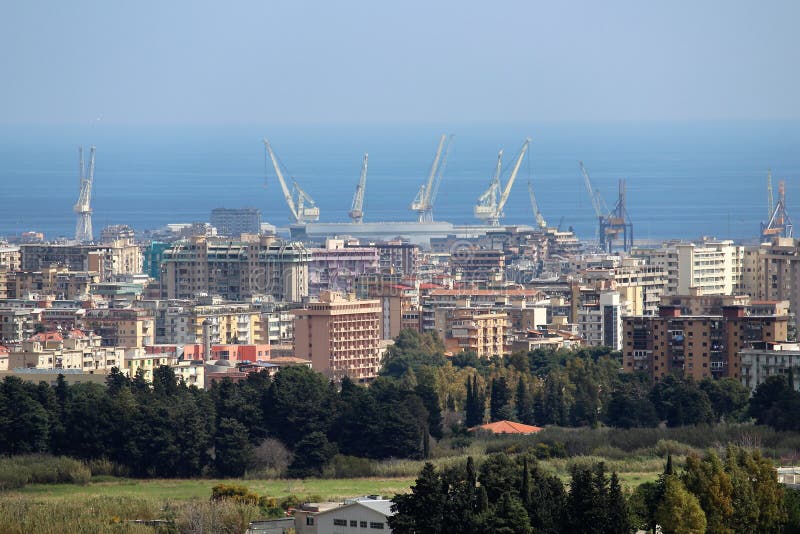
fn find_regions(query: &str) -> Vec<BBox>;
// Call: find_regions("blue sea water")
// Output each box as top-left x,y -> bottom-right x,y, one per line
0,121 -> 798,243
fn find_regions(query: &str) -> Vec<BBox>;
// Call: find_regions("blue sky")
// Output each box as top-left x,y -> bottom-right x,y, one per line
1,0 -> 798,124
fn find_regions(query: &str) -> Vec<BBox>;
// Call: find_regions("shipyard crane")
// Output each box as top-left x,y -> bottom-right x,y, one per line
263,138 -> 320,224
348,153 -> 368,223
474,138 -> 531,226
579,161 -> 633,253
74,146 -> 96,243
767,169 -> 774,219
761,177 -> 793,240
410,134 -> 453,223
528,180 -> 547,229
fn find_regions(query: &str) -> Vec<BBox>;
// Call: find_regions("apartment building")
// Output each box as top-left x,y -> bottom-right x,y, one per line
157,301 -> 263,345
0,245 -> 21,271
623,301 -> 789,382
4,331 -> 123,373
20,242 -> 142,282
309,239 -> 379,297
742,237 -> 800,317
82,308 -> 155,347
450,248 -> 506,283
292,291 -> 382,382
633,240 -> 743,296
375,240 -> 419,275
432,307 -> 510,358
740,343 -> 800,392
160,235 -> 310,302
576,291 -> 623,350
210,208 -> 262,237
7,267 -> 100,300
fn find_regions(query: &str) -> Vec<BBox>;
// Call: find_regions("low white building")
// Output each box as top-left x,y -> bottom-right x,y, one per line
740,344 -> 800,392
294,496 -> 394,534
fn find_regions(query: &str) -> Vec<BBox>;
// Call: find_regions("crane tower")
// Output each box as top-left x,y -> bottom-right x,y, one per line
474,138 -> 531,226
410,135 -> 453,223
761,175 -> 793,240
348,154 -> 368,223
263,139 -> 320,224
579,161 -> 633,253
74,146 -> 96,243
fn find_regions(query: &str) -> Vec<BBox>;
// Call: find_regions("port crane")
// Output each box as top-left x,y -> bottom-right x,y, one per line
263,138 -> 320,224
348,153 -> 368,223
761,172 -> 793,239
410,134 -> 453,223
474,138 -> 531,226
579,161 -> 633,252
528,180 -> 547,229
74,146 -> 96,243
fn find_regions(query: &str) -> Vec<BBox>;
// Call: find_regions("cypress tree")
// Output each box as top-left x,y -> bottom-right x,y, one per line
521,456 -> 531,508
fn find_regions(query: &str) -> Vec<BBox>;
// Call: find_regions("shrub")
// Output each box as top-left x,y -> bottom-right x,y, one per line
211,484 -> 259,505
324,455 -> 375,478
0,463 -> 30,491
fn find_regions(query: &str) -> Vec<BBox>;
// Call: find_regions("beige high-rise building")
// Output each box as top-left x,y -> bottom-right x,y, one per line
433,308 -> 510,358
741,238 -> 800,316
292,291 -> 381,382
160,235 -> 310,302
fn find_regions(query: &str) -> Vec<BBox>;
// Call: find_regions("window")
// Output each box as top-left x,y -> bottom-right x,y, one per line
334,519 -> 347,526
360,521 -> 368,528
350,520 -> 358,527
370,523 -> 385,529
306,517 -> 315,526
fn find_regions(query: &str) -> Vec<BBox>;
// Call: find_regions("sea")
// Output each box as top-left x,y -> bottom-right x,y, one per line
0,121 -> 799,244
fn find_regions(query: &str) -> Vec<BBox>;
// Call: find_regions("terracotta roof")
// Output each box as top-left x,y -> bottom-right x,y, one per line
470,420 -> 543,435
419,283 -> 442,289
429,289 -> 542,297
30,332 -> 63,342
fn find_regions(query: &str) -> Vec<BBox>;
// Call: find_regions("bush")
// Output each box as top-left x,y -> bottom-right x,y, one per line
211,484 -> 259,505
87,458 -> 129,478
324,455 -> 375,478
0,463 -> 31,491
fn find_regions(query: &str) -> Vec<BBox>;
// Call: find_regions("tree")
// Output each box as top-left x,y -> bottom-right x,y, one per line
655,477 -> 707,534
604,384 -> 659,428
650,375 -> 714,427
699,377 -> 749,422
515,377 -> 535,425
483,492 -> 532,534
214,418 -> 252,477
381,329 -> 447,377
465,375 -> 485,427
264,366 -> 336,447
389,462 -> 444,534
682,452 -> 733,534
607,472 -> 632,534
287,431 -> 336,478
490,377 -> 512,422
526,460 -> 566,533
415,367 -> 443,439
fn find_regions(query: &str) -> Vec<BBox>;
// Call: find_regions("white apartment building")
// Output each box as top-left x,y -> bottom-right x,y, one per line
740,344 -> 800,392
633,239 -> 743,296
741,238 -> 800,316
577,291 -> 622,350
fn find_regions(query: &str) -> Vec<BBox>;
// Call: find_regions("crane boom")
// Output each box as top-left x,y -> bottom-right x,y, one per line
767,169 -> 774,220
579,161 -> 605,218
496,138 -> 530,216
349,153 -> 368,223
424,135 -> 446,207
263,138 -> 299,222
528,180 -> 546,229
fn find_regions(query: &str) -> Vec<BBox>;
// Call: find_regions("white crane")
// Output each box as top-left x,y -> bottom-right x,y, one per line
263,138 -> 320,224
579,160 -> 608,220
74,145 -> 95,243
348,153 -> 369,223
528,180 -> 547,229
410,134 -> 453,223
474,138 -> 531,226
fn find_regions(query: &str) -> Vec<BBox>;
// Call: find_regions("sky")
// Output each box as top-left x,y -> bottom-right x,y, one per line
1,0 -> 799,125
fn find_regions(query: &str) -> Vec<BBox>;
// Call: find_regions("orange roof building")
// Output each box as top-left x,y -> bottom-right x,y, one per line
469,420 -> 543,435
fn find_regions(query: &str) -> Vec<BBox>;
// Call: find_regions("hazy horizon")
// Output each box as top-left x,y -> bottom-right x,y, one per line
2,1 -> 799,125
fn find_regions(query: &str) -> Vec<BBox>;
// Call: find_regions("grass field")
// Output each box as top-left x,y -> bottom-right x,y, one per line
15,476 -> 416,502
12,469 -> 659,503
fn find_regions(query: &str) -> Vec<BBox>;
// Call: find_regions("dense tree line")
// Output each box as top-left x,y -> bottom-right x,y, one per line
0,364 -> 440,478
393,448 -> 796,533
0,327 -> 796,480
389,453 -> 629,534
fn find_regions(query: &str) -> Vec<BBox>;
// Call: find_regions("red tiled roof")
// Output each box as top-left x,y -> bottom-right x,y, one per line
470,420 -> 543,435
418,283 -> 441,289
30,332 -> 63,342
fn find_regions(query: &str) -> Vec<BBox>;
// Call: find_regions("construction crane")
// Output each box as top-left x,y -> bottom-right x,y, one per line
761,178 -> 793,240
348,153 -> 368,223
579,161 -> 633,252
410,134 -> 453,223
74,146 -> 95,243
528,180 -> 547,229
767,169 -> 774,220
474,138 -> 531,226
263,138 -> 320,224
